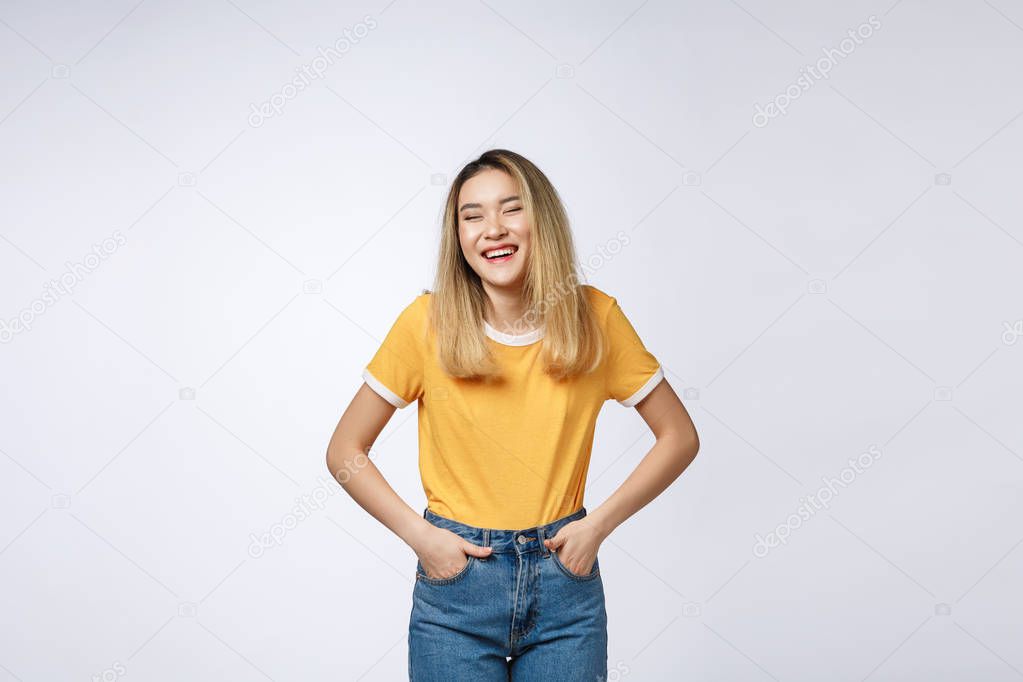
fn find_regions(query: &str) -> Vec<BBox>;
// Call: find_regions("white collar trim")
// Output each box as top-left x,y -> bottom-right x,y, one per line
484,320 -> 545,346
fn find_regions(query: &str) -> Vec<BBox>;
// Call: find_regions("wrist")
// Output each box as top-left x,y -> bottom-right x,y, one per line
586,509 -> 616,540
398,514 -> 434,553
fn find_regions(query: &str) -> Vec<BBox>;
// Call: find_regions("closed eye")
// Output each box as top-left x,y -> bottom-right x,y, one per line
463,207 -> 520,221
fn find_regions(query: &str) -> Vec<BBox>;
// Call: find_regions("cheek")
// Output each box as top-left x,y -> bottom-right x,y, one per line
457,229 -> 474,255
518,233 -> 531,254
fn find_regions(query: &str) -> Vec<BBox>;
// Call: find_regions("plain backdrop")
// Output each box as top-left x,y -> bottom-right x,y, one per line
1,1 -> 1022,680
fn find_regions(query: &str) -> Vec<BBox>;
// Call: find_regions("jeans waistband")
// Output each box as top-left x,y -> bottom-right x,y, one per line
422,506 -> 588,556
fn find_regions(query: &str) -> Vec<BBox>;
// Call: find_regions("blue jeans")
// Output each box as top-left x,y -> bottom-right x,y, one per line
408,506 -> 608,681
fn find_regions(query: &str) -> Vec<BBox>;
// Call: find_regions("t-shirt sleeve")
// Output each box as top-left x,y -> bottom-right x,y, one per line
361,297 -> 426,408
604,298 -> 664,407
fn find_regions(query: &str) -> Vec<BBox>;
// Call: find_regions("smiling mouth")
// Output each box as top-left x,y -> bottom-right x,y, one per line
483,246 -> 518,263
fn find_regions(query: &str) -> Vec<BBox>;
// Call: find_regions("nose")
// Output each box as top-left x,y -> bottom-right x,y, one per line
483,216 -> 507,238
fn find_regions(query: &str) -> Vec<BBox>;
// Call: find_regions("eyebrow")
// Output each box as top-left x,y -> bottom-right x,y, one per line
459,195 -> 522,212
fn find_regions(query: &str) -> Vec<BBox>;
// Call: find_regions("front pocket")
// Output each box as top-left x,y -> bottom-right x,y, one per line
550,550 -> 600,581
416,555 -> 476,585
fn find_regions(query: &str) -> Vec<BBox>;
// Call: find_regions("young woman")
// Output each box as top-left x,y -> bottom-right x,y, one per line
326,149 -> 699,680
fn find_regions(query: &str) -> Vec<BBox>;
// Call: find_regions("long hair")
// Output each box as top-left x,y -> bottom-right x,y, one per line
428,149 -> 605,382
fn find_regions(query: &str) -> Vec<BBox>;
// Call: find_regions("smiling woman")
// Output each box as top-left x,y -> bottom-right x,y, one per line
430,153 -> 612,383
325,149 -> 700,681
452,167 -> 538,342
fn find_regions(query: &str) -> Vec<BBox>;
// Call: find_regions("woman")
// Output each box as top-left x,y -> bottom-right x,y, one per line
326,149 -> 700,680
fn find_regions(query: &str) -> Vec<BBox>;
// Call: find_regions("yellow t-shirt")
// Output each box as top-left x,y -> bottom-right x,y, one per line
361,284 -> 663,530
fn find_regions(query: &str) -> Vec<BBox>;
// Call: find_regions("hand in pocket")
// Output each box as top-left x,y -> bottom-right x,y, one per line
415,526 -> 492,580
543,518 -> 604,576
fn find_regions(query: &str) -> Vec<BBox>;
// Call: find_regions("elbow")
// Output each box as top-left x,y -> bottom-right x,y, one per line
659,426 -> 699,470
325,431 -> 340,471
325,434 -> 350,482
326,437 -> 373,488
658,420 -> 699,457
676,431 -> 699,466
325,445 -> 340,483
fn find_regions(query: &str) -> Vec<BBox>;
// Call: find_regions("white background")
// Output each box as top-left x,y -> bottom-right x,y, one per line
1,1 -> 1022,680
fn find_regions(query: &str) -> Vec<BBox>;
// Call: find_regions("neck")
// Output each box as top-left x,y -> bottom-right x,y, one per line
482,281 -> 534,333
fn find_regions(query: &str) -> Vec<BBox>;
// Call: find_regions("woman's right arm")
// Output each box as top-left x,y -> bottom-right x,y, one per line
325,383 -> 433,551
325,383 -> 493,577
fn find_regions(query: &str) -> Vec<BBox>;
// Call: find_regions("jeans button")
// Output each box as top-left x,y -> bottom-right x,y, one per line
517,534 -> 528,544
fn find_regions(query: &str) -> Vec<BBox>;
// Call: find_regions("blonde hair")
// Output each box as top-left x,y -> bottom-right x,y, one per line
427,149 -> 604,382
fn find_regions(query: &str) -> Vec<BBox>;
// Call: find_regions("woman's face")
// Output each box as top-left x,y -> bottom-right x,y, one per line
457,168 -> 531,292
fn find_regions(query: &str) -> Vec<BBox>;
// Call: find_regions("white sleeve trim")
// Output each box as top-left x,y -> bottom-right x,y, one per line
618,365 -> 664,407
362,368 -> 409,408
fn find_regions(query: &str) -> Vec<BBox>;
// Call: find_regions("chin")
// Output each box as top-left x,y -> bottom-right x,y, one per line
483,273 -> 524,288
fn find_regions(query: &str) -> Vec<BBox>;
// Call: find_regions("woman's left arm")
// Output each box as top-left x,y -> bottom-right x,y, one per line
588,378 -> 700,538
543,378 -> 700,570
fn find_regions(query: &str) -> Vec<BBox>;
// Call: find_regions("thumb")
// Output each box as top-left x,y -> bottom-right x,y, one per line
462,541 -> 493,557
544,532 -> 565,551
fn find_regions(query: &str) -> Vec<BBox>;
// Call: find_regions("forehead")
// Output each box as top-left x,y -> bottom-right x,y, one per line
458,168 -> 518,203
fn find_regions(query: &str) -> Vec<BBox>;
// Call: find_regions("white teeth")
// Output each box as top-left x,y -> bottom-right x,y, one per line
485,247 -> 516,259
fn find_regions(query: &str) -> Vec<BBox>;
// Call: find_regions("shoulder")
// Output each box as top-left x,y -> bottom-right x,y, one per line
580,283 -> 618,319
581,283 -> 614,305
384,290 -> 431,334
402,289 -> 432,315
402,289 -> 433,333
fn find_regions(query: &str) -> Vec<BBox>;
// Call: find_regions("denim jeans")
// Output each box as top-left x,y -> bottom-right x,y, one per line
408,506 -> 608,681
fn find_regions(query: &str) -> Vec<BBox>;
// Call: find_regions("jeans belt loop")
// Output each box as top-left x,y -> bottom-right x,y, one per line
538,524 -> 550,557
